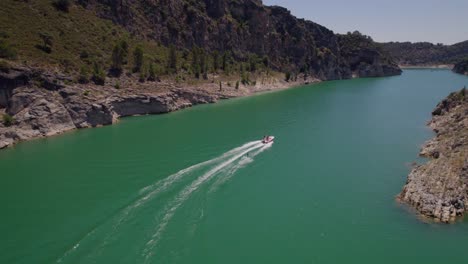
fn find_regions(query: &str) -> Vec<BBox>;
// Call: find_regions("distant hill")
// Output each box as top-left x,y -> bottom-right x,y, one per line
453,59 -> 468,75
380,41 -> 468,66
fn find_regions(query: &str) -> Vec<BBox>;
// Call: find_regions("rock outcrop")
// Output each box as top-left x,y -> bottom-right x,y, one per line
0,67 -> 220,149
453,60 -> 468,75
398,88 -> 468,223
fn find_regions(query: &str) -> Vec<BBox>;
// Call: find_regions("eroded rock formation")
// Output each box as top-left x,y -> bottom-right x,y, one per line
399,88 -> 468,223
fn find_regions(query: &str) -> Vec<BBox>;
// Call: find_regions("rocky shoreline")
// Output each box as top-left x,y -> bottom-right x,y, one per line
398,88 -> 468,223
399,64 -> 454,69
0,65 -> 318,149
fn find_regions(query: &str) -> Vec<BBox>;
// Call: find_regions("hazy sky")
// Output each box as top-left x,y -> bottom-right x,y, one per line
263,0 -> 468,44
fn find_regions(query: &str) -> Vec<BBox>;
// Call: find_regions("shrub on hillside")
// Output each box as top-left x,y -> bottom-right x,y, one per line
91,62 -> 105,85
148,63 -> 157,81
0,40 -> 17,59
139,70 -> 147,83
110,40 -> 128,75
133,46 -> 144,72
77,66 -> 89,84
79,50 -> 89,59
37,32 -> 53,53
2,114 -> 14,127
53,0 -> 71,12
285,71 -> 291,82
167,44 -> 177,73
0,60 -> 11,73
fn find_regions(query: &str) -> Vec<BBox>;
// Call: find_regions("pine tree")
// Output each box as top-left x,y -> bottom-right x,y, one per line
148,63 -> 156,81
133,45 -> 144,72
213,50 -> 219,72
91,62 -> 105,85
167,44 -> 177,73
222,52 -> 229,71
191,46 -> 201,79
111,44 -> 124,74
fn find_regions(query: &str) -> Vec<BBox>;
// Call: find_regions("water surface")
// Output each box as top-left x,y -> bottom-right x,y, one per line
1,69 -> 467,263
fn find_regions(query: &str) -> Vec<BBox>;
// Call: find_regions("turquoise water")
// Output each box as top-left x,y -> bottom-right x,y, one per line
1,69 -> 467,263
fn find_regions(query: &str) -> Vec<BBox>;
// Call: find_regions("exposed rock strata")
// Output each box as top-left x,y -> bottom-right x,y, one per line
0,67 -> 223,149
398,88 -> 468,223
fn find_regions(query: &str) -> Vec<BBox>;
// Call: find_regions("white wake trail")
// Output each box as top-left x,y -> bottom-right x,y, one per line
119,141 -> 261,221
142,143 -> 264,262
56,140 -> 261,263
139,140 -> 260,196
210,142 -> 273,192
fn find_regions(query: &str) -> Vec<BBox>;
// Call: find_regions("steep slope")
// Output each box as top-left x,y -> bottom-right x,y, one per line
381,41 -> 468,66
0,0 -> 400,80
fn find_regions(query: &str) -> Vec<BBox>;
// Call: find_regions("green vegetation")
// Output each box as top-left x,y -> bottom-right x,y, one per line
77,66 -> 89,84
91,62 -> 105,85
381,40 -> 468,65
139,69 -> 147,83
2,114 -> 14,127
241,71 -> 250,85
191,47 -> 202,79
148,63 -> 157,81
0,39 -> 17,59
111,40 -> 128,75
285,71 -> 291,82
0,59 -> 11,73
114,81 -> 120,89
0,0 -> 170,72
133,45 -> 144,73
213,51 -> 220,72
52,0 -> 71,12
167,44 -> 177,73
453,59 -> 468,75
0,0 -> 283,86
38,32 -> 53,53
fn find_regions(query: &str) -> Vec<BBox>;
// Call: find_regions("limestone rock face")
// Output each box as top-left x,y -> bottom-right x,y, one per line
0,68 -> 220,149
83,0 -> 401,80
399,89 -> 468,223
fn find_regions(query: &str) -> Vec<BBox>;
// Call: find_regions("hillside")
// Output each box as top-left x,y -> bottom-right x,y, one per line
380,41 -> 468,66
0,0 -> 400,81
453,59 -> 468,75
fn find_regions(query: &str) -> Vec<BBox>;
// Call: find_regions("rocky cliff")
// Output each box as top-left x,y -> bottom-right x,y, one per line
398,88 -> 468,223
78,0 -> 400,79
453,60 -> 468,75
0,66 -> 220,149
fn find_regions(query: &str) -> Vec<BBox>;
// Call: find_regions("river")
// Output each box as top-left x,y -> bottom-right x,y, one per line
1,69 -> 467,263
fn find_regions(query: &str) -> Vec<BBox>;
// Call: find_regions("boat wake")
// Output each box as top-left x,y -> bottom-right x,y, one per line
56,140 -> 272,263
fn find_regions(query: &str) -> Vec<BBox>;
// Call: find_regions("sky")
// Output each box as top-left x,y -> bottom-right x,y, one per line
263,0 -> 468,45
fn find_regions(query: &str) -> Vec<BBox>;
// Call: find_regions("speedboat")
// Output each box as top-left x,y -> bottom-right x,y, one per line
262,136 -> 275,144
